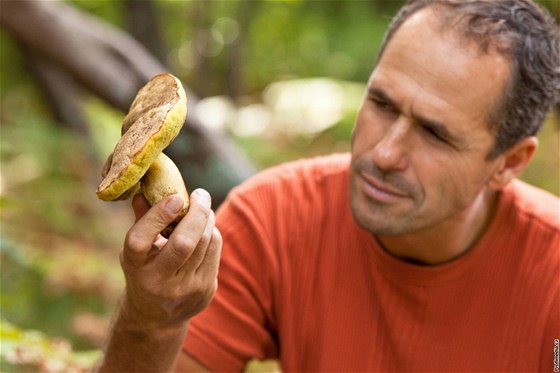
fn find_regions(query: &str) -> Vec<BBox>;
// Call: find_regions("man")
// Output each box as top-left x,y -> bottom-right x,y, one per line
97,0 -> 560,371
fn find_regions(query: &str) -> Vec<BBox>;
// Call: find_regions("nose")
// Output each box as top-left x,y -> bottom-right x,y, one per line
371,116 -> 410,172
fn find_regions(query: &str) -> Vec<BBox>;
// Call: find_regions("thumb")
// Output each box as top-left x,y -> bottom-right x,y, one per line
124,195 -> 184,256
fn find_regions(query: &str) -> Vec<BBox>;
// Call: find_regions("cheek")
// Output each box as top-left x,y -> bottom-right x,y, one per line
411,152 -> 460,203
417,157 -> 481,212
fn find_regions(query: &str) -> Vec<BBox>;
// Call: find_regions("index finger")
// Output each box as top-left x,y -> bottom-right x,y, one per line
123,195 -> 185,262
153,189 -> 213,274
132,193 -> 151,222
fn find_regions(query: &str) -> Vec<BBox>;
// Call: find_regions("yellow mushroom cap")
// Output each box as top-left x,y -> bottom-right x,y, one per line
96,73 -> 187,201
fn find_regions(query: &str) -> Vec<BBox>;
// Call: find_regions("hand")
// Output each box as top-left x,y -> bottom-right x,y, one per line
120,189 -> 222,331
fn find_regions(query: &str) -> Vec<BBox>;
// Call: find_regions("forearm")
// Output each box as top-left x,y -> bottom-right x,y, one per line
96,300 -> 188,373
96,190 -> 221,372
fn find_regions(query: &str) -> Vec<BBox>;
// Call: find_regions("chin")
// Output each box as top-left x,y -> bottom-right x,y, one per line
350,185 -> 406,236
350,200 -> 413,236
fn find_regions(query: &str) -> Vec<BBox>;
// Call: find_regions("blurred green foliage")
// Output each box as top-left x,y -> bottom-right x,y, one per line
1,318 -> 100,372
67,0 -> 401,95
1,1 -> 558,371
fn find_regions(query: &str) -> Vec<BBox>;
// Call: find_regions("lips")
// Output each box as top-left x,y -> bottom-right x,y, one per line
359,171 -> 409,201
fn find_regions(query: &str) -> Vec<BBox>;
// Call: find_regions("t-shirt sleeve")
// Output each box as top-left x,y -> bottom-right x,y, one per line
183,184 -> 280,371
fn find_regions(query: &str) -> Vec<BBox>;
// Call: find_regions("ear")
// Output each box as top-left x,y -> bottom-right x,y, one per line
487,136 -> 539,190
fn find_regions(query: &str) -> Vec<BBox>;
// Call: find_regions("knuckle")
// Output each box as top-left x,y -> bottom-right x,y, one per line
199,230 -> 212,248
201,212 -> 217,242
206,231 -> 222,260
208,209 -> 216,224
212,227 -> 222,246
201,275 -> 219,295
208,279 -> 218,297
191,284 -> 215,306
167,286 -> 187,303
169,235 -> 197,256
205,283 -> 218,304
125,230 -> 144,253
119,249 -> 126,267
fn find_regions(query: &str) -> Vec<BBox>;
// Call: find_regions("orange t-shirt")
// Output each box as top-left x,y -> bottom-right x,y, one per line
184,154 -> 559,372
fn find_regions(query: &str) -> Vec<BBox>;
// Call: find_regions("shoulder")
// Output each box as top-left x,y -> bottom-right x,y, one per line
241,152 -> 350,189
488,180 -> 559,283
224,153 -> 350,206
215,153 -> 352,250
497,180 -> 559,292
507,181 -> 560,355
505,179 -> 559,234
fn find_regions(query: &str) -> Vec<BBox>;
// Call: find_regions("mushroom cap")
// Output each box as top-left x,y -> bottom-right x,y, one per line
96,73 -> 187,201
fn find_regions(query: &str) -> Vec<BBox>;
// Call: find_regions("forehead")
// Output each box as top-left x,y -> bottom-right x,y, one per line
372,8 -> 511,134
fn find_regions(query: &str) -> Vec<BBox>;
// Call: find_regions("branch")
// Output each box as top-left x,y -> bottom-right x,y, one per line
0,0 -> 256,205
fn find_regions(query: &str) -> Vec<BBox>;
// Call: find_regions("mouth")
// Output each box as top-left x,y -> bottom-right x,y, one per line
359,171 -> 409,202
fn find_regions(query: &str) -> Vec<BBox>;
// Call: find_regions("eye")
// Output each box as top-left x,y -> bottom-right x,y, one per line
371,97 -> 397,113
422,125 -> 446,143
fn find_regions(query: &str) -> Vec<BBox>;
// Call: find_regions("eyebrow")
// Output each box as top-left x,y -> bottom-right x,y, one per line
417,116 -> 463,145
368,87 -> 396,107
367,86 -> 464,146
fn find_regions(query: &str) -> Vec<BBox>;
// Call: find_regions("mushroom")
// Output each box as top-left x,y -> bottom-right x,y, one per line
96,73 -> 189,237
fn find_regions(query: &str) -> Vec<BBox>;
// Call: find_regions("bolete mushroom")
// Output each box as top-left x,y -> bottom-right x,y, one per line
96,73 -> 189,237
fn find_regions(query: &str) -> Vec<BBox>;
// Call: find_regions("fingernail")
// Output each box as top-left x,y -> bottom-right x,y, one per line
193,189 -> 211,203
165,195 -> 184,213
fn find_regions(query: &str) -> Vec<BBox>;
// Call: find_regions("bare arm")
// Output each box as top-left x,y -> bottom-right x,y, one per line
96,189 -> 221,373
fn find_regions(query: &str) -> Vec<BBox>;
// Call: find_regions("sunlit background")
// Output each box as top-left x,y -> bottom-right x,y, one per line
1,1 -> 558,371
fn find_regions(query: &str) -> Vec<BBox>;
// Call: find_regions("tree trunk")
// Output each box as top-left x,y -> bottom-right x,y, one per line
0,0 -> 256,206
20,46 -> 92,142
0,0 -> 163,110
223,1 -> 260,99
123,0 -> 167,65
190,0 -> 215,98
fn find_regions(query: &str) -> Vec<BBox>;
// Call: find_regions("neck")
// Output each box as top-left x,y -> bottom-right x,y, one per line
376,190 -> 499,266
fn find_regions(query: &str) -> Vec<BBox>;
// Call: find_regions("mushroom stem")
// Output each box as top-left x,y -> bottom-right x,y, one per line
141,152 -> 189,237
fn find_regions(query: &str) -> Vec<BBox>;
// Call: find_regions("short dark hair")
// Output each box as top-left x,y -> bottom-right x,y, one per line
377,0 -> 560,158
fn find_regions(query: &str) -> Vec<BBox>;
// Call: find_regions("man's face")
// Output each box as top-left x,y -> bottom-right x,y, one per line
350,9 -> 511,236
